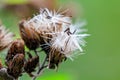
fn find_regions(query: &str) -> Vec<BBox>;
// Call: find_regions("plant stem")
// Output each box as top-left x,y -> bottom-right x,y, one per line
32,55 -> 48,80
34,50 -> 39,56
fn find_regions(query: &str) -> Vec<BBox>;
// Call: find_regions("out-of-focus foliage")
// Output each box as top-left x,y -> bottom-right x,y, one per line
0,0 -> 28,4
0,0 -> 120,80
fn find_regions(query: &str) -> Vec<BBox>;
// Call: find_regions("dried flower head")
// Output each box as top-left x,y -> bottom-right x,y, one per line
50,22 -> 89,60
19,20 -> 40,50
7,54 -> 25,79
6,38 -> 25,66
18,8 -> 89,69
47,22 -> 89,69
48,48 -> 67,69
24,56 -> 39,77
27,8 -> 71,33
0,24 -> 14,51
19,8 -> 72,54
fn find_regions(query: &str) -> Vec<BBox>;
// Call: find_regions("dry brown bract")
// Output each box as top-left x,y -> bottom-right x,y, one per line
7,54 -> 25,79
5,39 -> 25,66
19,20 -> 40,50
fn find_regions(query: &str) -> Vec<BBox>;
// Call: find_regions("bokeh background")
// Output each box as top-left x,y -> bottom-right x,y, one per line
0,0 -> 120,80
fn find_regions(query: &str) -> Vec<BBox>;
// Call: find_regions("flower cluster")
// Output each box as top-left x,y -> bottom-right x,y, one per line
0,8 -> 89,80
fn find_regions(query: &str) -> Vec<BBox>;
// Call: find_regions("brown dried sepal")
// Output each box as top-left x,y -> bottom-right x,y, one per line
5,39 -> 25,66
48,49 -> 67,69
19,20 -> 40,50
7,54 -> 25,79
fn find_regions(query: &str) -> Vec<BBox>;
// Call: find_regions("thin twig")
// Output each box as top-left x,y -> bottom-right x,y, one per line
32,55 -> 48,80
34,50 -> 39,56
34,50 -> 41,73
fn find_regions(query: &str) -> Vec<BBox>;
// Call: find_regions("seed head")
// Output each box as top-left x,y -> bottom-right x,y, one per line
28,8 -> 71,33
19,20 -> 40,50
50,22 -> 89,60
19,8 -> 72,53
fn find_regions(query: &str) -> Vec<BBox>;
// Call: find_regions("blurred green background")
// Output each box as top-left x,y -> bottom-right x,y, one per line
0,0 -> 120,80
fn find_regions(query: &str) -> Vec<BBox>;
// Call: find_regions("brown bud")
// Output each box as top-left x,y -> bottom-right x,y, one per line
5,39 -> 25,66
48,48 -> 67,69
24,56 -> 39,77
19,20 -> 40,50
7,54 -> 25,79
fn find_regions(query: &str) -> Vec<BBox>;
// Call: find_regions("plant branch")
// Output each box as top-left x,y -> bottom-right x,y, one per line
32,55 -> 48,80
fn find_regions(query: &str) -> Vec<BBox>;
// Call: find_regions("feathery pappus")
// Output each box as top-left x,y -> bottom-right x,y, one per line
19,8 -> 89,70
27,8 -> 71,33
5,38 -> 25,66
19,8 -> 72,53
50,22 -> 89,60
0,24 -> 14,51
47,22 -> 89,69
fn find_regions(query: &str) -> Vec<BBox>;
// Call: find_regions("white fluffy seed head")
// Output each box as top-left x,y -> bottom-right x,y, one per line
23,8 -> 89,60
26,8 -> 71,34
50,22 -> 89,60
